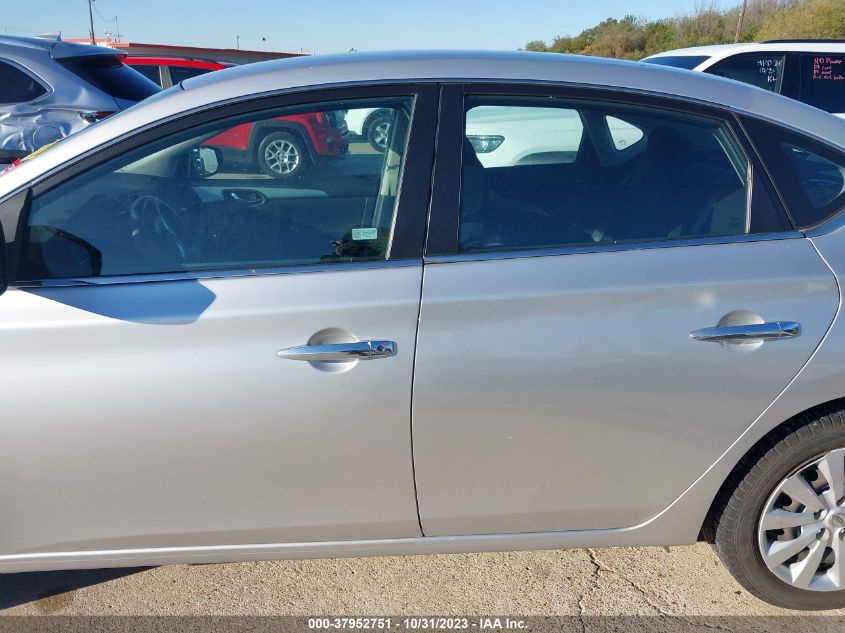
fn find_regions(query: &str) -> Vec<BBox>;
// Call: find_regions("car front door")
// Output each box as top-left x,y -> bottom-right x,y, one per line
0,86 -> 437,555
412,85 -> 839,536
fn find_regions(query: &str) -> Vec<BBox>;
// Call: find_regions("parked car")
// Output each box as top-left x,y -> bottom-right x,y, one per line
124,56 -> 235,88
342,107 -> 394,151
123,55 -> 346,177
0,35 -> 160,164
5,51 -> 845,611
465,105 -> 644,168
643,40 -> 845,117
202,111 -> 347,178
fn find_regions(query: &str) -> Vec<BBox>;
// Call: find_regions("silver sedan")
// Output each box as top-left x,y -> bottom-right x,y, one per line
1,50 -> 845,611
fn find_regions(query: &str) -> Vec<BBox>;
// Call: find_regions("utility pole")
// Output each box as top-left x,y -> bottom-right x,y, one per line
87,0 -> 96,44
734,0 -> 748,44
236,35 -> 240,50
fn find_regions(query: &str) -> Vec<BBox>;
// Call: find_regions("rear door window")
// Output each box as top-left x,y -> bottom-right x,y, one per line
706,53 -> 785,93
56,55 -> 160,101
799,54 -> 845,113
0,60 -> 48,103
130,64 -> 163,86
169,65 -> 214,84
458,96 -> 763,253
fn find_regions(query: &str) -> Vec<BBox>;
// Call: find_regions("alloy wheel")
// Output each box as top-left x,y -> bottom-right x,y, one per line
263,139 -> 301,175
372,121 -> 391,150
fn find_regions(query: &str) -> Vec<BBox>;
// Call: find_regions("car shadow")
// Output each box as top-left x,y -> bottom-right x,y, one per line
25,279 -> 217,325
0,567 -> 151,611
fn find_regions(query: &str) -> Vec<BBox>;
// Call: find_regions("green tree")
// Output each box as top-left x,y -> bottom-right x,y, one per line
757,0 -> 845,39
523,0 -> 841,60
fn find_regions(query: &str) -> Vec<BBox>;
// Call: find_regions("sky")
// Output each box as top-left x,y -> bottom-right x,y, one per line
4,0 -> 736,55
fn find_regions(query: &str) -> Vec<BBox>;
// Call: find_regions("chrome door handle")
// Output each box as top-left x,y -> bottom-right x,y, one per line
277,340 -> 397,362
690,321 -> 801,343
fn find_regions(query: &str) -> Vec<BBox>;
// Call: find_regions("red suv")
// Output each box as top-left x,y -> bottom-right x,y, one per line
123,56 -> 232,87
125,56 -> 346,178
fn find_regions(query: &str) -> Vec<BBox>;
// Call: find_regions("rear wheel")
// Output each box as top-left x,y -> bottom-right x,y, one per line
257,131 -> 307,178
713,408 -> 845,610
365,111 -> 392,152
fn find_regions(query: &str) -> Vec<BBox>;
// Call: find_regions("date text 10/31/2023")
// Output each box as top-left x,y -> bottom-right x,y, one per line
308,617 -> 528,630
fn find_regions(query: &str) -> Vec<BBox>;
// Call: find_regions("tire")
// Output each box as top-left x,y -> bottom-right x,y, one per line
257,131 -> 307,178
365,111 -> 392,153
713,406 -> 845,610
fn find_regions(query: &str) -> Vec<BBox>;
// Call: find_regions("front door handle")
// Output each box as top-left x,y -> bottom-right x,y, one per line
277,340 -> 397,362
690,321 -> 801,343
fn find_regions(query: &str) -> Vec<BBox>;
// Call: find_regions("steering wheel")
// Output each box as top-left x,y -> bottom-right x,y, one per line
127,194 -> 194,266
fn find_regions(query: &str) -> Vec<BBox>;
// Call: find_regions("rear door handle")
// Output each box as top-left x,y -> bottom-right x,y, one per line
277,340 -> 397,362
690,321 -> 801,343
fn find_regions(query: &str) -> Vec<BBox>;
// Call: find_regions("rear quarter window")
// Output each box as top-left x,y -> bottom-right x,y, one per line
56,55 -> 160,102
799,54 -> 845,113
743,116 -> 845,228
0,60 -> 48,103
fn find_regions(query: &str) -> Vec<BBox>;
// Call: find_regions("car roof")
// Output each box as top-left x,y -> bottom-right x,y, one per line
645,44 -> 759,58
0,35 -> 124,59
646,41 -> 845,60
0,35 -> 58,53
4,50 -> 845,195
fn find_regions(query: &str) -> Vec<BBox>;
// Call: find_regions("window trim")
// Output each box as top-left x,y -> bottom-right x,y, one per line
425,82 -> 793,258
0,57 -> 52,106
13,257 -> 421,289
11,83 -> 439,287
425,231 -> 805,265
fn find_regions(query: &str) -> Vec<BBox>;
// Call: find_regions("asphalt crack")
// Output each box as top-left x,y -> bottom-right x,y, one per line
576,550 -> 602,633
582,548 -> 735,632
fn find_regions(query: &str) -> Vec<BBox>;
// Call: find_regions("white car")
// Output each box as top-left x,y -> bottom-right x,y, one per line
340,106 -> 393,151
465,105 -> 644,168
643,39 -> 845,117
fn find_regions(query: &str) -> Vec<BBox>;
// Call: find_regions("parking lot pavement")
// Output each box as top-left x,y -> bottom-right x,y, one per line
2,543 -> 845,618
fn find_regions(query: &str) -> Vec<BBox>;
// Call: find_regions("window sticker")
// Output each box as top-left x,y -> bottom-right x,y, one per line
351,227 -> 378,241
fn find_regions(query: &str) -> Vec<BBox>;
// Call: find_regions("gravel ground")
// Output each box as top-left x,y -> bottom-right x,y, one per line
2,542 -> 845,624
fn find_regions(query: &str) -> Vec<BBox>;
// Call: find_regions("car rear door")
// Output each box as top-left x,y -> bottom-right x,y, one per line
412,84 -> 839,536
0,85 -> 437,556
795,52 -> 845,117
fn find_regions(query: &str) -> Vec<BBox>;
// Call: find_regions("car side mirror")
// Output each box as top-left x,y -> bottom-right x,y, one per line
24,226 -> 102,280
0,188 -> 31,297
190,146 -> 221,178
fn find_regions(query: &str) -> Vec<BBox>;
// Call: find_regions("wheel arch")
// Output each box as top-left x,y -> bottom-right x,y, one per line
361,108 -> 392,135
251,122 -> 316,164
699,396 -> 845,543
